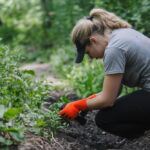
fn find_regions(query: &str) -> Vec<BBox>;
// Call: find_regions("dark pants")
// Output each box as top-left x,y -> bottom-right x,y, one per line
95,90 -> 150,138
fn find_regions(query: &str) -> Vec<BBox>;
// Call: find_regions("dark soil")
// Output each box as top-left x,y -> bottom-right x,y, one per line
44,89 -> 150,150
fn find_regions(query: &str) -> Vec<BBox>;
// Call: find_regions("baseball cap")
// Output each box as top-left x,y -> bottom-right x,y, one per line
75,40 -> 89,63
75,16 -> 94,63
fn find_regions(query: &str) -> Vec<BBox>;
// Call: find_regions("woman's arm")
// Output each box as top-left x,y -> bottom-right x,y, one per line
87,74 -> 123,110
96,92 -> 102,96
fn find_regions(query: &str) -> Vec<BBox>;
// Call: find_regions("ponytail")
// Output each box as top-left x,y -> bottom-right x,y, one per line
71,8 -> 132,44
90,8 -> 132,30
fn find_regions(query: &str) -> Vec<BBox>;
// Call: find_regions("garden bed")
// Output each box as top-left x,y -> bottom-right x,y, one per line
49,90 -> 150,150
2,89 -> 149,150
12,62 -> 150,150
33,89 -> 150,150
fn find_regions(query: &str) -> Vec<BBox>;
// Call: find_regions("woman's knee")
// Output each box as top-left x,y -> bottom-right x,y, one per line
95,109 -> 112,129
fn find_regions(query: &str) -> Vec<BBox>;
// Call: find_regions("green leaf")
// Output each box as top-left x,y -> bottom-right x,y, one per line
3,108 -> 19,119
23,70 -> 35,76
36,120 -> 46,127
3,127 -> 22,132
0,136 -> 13,146
0,105 -> 8,118
28,128 -> 41,135
9,131 -> 25,142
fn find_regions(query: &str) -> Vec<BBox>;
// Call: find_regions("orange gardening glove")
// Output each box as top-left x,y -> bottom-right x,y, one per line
86,94 -> 96,99
59,94 -> 96,121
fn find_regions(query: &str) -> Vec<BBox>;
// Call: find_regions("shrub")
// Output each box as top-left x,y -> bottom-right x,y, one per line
0,45 -> 65,146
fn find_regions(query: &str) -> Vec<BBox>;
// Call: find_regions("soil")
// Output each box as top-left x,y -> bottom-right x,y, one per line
19,63 -> 66,87
43,89 -> 150,150
8,63 -> 150,150
16,89 -> 150,150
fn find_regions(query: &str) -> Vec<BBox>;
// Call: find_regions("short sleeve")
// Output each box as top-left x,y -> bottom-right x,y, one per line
103,47 -> 126,75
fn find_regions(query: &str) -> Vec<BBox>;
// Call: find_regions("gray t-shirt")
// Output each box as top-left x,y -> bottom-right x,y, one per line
103,28 -> 150,92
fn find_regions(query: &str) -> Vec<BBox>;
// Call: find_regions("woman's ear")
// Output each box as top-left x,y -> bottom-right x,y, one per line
89,36 -> 98,44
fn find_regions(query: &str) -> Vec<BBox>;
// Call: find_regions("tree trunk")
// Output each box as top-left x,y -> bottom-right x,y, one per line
0,17 -> 3,26
41,0 -> 53,28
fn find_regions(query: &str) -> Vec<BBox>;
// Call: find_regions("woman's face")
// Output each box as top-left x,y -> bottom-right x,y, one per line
85,34 -> 108,60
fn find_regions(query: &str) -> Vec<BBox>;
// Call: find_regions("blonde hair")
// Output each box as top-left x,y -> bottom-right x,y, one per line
71,8 -> 132,44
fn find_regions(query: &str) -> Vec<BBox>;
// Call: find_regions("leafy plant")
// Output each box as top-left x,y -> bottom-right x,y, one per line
0,45 -> 66,146
67,55 -> 105,98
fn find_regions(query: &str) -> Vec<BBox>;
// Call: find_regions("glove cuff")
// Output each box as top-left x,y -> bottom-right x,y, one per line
74,94 -> 96,111
74,99 -> 88,111
86,94 -> 96,99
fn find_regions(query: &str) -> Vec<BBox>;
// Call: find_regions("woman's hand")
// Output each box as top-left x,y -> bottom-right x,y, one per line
59,102 -> 80,121
59,94 -> 96,121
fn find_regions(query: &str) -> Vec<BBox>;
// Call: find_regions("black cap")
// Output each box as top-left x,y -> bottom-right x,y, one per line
75,16 -> 94,63
75,40 -> 88,63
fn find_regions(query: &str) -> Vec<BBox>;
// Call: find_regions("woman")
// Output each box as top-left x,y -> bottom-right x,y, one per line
59,8 -> 150,138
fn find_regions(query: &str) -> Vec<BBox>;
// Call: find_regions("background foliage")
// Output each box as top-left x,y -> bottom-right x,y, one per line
0,45 -> 67,146
0,0 -> 150,62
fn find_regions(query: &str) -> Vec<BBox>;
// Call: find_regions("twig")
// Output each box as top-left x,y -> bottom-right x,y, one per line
51,131 -> 64,149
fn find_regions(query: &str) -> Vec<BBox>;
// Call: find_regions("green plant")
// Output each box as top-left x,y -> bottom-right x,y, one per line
67,55 -> 105,98
50,45 -> 75,78
0,45 -> 67,146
